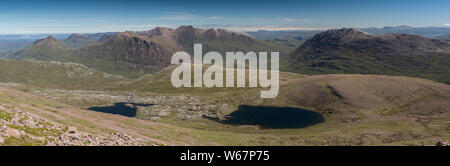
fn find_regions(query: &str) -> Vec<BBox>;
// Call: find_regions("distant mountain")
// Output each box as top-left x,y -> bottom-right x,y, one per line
247,30 -> 322,44
9,32 -> 173,78
0,40 -> 33,57
8,36 -> 71,60
362,26 -> 450,37
61,34 -> 96,48
80,32 -> 118,42
9,26 -> 292,78
138,26 -> 292,55
74,31 -> 174,78
138,27 -> 184,52
285,28 -> 450,83
437,34 -> 450,42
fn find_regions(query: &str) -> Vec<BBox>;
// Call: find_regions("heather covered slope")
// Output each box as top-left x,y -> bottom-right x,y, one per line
117,66 -> 450,119
285,28 -> 450,83
274,74 -> 450,115
31,71 -> 450,145
0,59 -> 128,90
0,62 -> 448,145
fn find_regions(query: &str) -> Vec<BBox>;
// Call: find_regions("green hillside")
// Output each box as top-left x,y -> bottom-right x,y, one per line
0,59 -> 128,90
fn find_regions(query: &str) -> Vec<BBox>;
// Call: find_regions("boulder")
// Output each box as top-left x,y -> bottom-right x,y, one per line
436,141 -> 449,146
4,127 -> 22,138
67,126 -> 77,134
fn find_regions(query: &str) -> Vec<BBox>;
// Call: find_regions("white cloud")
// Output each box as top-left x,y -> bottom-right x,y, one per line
445,23 -> 450,26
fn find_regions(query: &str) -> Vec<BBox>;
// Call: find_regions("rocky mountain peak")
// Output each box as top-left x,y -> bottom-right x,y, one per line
33,36 -> 57,44
308,28 -> 370,44
139,27 -> 174,38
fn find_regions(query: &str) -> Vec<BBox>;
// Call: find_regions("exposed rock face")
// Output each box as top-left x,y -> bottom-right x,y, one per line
0,104 -> 151,146
79,31 -> 173,71
34,36 -> 58,44
32,89 -> 233,121
436,141 -> 449,146
139,27 -> 175,38
138,26 -> 265,54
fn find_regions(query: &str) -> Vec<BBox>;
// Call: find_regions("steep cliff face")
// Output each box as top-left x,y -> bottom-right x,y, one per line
139,26 -> 282,55
79,31 -> 173,71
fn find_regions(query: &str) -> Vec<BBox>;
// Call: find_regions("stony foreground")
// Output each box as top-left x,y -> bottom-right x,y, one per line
0,104 -> 150,146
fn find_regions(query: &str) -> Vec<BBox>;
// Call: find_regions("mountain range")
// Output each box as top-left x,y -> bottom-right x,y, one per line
361,26 -> 450,37
284,28 -> 450,83
61,34 -> 96,49
6,26 -> 450,83
8,26 -> 291,78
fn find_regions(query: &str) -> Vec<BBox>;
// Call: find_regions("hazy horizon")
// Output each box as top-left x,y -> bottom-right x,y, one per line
1,0 -> 449,34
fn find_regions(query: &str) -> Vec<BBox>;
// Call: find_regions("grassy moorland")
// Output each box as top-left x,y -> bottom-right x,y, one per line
1,63 -> 448,146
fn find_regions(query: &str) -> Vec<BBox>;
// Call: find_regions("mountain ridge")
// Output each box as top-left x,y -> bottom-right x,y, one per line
286,28 -> 450,83
9,26 -> 292,78
61,33 -> 96,48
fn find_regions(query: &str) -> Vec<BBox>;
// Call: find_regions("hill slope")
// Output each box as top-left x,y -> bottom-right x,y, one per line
61,34 -> 96,49
0,61 -> 448,145
73,31 -> 174,78
66,65 -> 450,145
9,32 -> 174,78
285,28 -> 450,83
8,36 -> 72,61
0,59 -> 128,90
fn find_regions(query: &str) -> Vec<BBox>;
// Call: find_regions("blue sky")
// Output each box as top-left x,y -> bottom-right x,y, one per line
0,0 -> 449,34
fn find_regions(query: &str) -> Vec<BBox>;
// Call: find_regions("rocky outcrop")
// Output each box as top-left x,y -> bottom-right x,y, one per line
0,104 -> 151,146
436,141 -> 449,146
32,89 -> 233,121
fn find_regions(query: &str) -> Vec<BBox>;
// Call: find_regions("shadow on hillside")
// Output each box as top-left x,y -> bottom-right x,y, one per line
219,105 -> 324,129
88,102 -> 154,117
